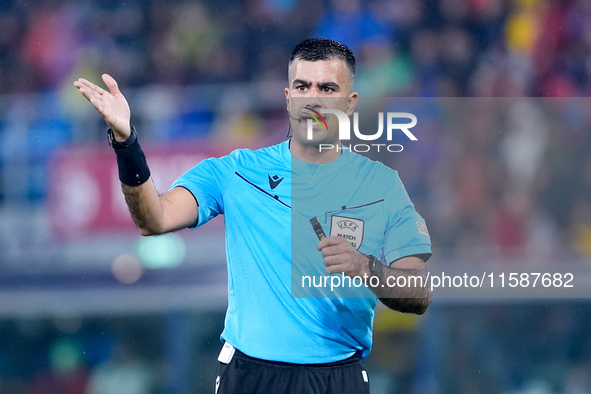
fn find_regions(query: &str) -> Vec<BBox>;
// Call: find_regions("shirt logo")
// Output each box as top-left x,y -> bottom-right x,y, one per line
268,175 -> 284,189
330,215 -> 364,250
417,222 -> 429,236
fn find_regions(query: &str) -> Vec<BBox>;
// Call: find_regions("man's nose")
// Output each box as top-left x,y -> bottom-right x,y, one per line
304,90 -> 322,108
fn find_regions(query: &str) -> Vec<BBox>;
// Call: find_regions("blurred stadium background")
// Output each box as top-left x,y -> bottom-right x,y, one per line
1,0 -> 591,393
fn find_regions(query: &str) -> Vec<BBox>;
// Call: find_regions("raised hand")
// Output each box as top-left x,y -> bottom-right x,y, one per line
74,74 -> 131,141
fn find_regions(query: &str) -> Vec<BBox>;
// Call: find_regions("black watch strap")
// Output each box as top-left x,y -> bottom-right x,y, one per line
367,255 -> 384,279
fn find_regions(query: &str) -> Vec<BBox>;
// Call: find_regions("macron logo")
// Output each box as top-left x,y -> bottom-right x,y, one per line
268,175 -> 284,189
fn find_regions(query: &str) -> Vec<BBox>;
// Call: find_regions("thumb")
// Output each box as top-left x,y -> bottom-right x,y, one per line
102,73 -> 121,95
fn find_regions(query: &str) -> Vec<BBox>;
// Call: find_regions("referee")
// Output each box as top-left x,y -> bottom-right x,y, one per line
75,38 -> 432,394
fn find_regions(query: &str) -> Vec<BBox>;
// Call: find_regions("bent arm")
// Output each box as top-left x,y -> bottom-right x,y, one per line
123,182 -> 198,236
74,74 -> 199,236
370,256 -> 431,315
318,236 -> 431,314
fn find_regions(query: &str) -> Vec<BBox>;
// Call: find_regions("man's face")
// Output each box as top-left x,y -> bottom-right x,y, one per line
285,58 -> 358,147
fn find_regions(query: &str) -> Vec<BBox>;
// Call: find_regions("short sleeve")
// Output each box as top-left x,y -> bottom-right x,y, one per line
383,172 -> 432,264
169,153 -> 237,228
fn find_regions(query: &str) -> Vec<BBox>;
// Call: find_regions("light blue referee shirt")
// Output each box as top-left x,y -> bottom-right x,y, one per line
170,140 -> 431,364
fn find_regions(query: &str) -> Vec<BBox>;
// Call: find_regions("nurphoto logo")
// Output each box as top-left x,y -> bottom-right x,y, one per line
304,107 -> 418,153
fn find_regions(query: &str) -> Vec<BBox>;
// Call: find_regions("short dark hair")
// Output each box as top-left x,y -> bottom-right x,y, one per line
289,38 -> 356,78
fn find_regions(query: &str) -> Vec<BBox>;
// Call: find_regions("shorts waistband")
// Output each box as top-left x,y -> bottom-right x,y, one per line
233,348 -> 361,368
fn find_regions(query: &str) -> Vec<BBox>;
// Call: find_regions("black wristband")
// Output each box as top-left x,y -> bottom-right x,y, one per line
109,126 -> 151,186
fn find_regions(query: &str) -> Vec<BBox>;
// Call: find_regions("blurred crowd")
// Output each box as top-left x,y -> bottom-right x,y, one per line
386,97 -> 591,263
0,0 -> 589,258
1,0 -> 591,95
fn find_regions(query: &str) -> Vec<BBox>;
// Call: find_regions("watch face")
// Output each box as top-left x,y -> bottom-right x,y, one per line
369,256 -> 383,277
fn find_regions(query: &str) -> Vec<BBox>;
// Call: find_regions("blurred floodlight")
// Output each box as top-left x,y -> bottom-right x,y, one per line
49,339 -> 83,373
112,253 -> 144,283
135,233 -> 186,269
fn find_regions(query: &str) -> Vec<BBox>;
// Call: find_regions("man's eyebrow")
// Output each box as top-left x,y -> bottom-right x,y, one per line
291,79 -> 342,91
292,79 -> 310,87
317,81 -> 341,91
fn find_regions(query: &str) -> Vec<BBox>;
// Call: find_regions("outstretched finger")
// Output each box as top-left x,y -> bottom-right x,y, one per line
75,84 -> 105,109
75,78 -> 108,96
102,74 -> 121,96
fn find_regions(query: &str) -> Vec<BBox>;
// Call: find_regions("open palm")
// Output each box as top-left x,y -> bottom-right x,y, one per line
74,74 -> 131,141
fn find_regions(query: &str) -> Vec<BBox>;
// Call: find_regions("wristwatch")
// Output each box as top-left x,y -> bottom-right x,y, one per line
367,255 -> 384,279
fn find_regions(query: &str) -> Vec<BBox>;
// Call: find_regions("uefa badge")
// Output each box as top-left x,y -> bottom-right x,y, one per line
330,215 -> 365,250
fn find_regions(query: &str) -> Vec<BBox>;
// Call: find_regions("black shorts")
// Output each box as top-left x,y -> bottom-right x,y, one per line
214,349 -> 370,394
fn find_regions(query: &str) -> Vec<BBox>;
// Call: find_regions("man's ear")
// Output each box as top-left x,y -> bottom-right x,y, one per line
285,87 -> 290,110
346,92 -> 358,116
